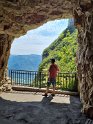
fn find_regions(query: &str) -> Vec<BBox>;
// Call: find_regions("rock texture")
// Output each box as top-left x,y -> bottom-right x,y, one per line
73,1 -> 93,119
0,34 -> 13,88
0,0 -> 93,119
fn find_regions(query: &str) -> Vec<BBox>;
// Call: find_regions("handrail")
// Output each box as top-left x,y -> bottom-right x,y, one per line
9,69 -> 76,73
8,69 -> 78,92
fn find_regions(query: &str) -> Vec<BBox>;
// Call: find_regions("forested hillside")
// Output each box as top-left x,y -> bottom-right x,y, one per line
39,22 -> 78,72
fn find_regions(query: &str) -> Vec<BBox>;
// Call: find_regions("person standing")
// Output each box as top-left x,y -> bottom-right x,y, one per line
43,58 -> 59,97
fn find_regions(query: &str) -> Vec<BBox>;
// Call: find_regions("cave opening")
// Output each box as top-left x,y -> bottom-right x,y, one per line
0,0 -> 93,120
8,19 -> 69,71
6,18 -> 79,93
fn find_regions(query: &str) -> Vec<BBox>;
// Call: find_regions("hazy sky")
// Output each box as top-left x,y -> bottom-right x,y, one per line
11,19 -> 68,55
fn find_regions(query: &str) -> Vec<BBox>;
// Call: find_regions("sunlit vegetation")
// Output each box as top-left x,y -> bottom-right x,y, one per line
37,25 -> 78,91
38,25 -> 78,73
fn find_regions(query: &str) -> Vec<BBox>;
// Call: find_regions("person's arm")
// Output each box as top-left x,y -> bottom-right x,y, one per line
55,64 -> 60,72
57,66 -> 59,72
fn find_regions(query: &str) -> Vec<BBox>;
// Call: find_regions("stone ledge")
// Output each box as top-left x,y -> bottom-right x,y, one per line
12,86 -> 79,96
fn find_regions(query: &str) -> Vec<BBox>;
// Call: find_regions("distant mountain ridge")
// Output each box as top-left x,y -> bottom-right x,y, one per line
8,54 -> 42,71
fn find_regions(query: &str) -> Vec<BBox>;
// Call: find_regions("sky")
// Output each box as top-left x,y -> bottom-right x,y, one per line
11,19 -> 68,55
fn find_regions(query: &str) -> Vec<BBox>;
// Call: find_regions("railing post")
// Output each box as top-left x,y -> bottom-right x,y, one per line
39,72 -> 41,88
35,72 -> 36,87
75,73 -> 78,92
11,70 -> 12,85
66,76 -> 67,89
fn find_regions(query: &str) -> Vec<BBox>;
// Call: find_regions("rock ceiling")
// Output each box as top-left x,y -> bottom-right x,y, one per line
0,0 -> 91,37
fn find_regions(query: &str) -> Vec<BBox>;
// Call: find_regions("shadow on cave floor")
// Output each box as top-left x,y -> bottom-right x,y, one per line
0,92 -> 88,124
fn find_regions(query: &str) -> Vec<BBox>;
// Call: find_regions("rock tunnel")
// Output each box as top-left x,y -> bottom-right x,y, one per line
0,0 -> 93,118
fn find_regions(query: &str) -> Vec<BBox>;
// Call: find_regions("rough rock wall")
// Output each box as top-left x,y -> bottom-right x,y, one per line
74,2 -> 93,119
0,0 -> 93,118
0,34 -> 13,86
0,0 -> 75,37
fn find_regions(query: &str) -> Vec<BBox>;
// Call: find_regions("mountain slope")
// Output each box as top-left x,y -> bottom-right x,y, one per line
39,23 -> 78,72
8,54 -> 42,71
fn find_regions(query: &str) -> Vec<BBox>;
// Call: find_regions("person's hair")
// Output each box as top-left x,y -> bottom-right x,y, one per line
51,58 -> 55,63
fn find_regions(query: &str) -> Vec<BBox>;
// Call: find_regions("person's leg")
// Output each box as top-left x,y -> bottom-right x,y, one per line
52,84 -> 56,95
51,78 -> 56,96
42,81 -> 50,96
45,86 -> 49,94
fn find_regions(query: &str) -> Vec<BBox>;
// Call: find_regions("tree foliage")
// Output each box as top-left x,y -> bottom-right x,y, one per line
38,26 -> 78,73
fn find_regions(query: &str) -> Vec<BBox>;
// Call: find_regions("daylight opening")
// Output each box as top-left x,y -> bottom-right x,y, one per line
8,19 -> 78,92
8,19 -> 69,71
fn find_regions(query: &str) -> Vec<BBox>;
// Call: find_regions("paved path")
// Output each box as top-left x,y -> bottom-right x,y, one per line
0,92 -> 87,124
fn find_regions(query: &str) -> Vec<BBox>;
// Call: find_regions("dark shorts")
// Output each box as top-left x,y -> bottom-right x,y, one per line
47,78 -> 56,87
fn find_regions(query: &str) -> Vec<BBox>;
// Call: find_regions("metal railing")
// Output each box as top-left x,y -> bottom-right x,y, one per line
8,69 -> 78,92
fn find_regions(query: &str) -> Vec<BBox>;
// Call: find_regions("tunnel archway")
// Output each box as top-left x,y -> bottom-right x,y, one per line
0,0 -> 93,118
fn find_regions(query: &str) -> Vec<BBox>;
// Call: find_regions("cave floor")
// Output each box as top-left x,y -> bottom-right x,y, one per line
0,91 -> 88,124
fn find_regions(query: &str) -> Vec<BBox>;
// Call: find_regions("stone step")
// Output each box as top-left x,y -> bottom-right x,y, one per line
12,85 -> 79,96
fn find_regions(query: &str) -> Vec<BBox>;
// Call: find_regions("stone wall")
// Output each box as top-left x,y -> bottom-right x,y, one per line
0,34 -> 13,89
74,2 -> 93,118
0,0 -> 93,118
0,0 -> 77,37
